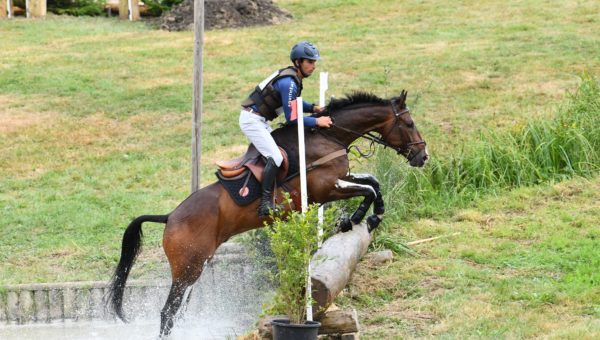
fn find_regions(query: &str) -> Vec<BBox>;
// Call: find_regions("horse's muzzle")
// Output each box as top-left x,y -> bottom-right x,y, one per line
408,148 -> 429,167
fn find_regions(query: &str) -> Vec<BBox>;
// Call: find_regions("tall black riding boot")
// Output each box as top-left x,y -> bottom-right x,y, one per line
257,157 -> 280,217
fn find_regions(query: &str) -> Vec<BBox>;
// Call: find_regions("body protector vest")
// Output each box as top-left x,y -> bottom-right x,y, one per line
241,66 -> 303,121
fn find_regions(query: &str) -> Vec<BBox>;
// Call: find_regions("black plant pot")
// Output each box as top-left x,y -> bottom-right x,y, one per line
271,319 -> 321,340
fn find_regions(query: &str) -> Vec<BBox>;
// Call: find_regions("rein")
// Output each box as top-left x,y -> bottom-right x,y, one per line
328,102 -> 426,160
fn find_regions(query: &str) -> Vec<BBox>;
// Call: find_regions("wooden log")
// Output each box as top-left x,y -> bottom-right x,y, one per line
258,309 -> 359,339
318,309 -> 359,335
311,223 -> 372,317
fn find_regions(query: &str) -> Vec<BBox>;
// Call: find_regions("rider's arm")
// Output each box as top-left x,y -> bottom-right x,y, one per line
274,77 -> 318,127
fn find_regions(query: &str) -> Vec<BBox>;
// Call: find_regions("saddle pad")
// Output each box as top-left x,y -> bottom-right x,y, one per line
216,171 -> 261,206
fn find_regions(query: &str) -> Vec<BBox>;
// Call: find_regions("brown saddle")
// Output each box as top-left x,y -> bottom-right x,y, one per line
216,144 -> 289,182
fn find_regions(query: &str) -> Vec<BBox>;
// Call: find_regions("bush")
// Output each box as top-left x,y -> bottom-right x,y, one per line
264,202 -> 335,324
47,0 -> 106,16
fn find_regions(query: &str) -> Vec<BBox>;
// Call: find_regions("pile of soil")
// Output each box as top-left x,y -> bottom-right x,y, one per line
160,0 -> 293,31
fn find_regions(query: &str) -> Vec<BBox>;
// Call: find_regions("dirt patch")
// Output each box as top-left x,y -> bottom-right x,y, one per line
160,0 -> 293,31
0,96 -> 58,134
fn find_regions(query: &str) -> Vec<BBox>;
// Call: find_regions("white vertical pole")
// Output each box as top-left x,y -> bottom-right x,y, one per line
7,0 -> 12,18
191,0 -> 204,193
297,98 -> 308,213
25,0 -> 29,18
317,72 -> 328,246
127,0 -> 132,21
297,98 -> 312,322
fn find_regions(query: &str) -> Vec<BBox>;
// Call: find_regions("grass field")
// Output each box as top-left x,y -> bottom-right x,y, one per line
1,0 -> 599,338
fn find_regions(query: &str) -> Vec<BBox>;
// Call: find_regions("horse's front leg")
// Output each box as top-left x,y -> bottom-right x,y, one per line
345,173 -> 385,232
329,174 -> 379,232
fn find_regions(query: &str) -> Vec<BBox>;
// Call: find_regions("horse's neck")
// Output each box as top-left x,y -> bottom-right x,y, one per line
330,105 -> 389,146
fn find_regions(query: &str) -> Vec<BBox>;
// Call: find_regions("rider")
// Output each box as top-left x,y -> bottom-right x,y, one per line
240,41 -> 333,217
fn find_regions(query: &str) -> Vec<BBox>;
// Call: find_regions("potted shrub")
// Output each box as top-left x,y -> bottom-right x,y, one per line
264,201 -> 334,340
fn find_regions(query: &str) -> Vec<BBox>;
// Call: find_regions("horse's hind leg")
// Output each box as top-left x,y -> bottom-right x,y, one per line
159,256 -> 213,338
160,279 -> 194,337
159,223 -> 219,338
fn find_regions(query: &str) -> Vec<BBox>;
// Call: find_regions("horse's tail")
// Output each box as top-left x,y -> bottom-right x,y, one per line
107,214 -> 168,322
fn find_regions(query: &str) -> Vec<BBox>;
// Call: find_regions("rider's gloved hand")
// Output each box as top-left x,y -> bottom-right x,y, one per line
316,116 -> 333,128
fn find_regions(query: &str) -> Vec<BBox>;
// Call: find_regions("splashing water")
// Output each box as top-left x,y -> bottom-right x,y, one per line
0,244 -> 272,339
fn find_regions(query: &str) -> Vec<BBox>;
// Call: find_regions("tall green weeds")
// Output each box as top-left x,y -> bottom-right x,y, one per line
375,74 -> 600,225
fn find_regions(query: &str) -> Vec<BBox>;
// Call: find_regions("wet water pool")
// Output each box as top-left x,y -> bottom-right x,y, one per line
0,317 -> 247,339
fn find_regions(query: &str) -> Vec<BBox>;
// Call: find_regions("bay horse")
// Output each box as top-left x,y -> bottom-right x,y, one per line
107,90 -> 428,337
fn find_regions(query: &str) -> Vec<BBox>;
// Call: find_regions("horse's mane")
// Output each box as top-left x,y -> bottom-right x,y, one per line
319,92 -> 390,116
273,91 -> 395,143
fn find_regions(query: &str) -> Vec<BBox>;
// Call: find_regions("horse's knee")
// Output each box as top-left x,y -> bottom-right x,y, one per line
350,201 -> 369,224
350,190 -> 376,224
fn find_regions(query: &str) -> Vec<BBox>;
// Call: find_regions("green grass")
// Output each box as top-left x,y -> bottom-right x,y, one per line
340,176 -> 600,339
370,74 -> 600,223
1,0 -> 599,337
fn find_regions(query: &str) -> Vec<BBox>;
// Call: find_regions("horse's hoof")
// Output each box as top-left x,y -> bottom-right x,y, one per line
338,217 -> 353,233
367,215 -> 382,232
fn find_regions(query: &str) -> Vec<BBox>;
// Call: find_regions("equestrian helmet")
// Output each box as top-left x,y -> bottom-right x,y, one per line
290,41 -> 321,62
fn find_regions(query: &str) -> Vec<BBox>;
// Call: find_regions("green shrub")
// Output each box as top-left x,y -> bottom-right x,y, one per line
264,202 -> 335,324
143,0 -> 183,17
47,0 -> 106,16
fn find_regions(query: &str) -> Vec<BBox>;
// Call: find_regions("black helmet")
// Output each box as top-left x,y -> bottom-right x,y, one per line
290,41 -> 321,62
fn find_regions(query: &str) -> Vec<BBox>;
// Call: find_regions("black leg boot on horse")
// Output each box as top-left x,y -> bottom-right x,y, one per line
257,157 -> 280,217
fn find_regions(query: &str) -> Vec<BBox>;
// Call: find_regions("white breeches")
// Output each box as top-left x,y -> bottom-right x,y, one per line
239,109 -> 283,166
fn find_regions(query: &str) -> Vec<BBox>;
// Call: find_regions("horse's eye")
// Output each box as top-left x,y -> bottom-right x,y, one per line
406,121 -> 414,129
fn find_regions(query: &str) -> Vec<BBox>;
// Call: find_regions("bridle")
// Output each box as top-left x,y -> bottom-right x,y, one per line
327,100 -> 426,160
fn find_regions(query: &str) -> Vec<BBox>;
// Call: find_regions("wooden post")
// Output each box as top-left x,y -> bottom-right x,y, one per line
118,0 -> 139,20
191,0 -> 204,192
28,0 -> 45,17
0,0 -> 7,18
118,0 -> 127,19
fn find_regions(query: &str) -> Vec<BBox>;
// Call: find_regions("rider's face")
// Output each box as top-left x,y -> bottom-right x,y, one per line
299,59 -> 317,77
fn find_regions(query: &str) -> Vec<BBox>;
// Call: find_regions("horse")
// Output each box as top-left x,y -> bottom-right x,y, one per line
107,90 -> 428,337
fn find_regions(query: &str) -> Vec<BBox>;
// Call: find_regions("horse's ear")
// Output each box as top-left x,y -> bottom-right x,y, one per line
400,90 -> 407,108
